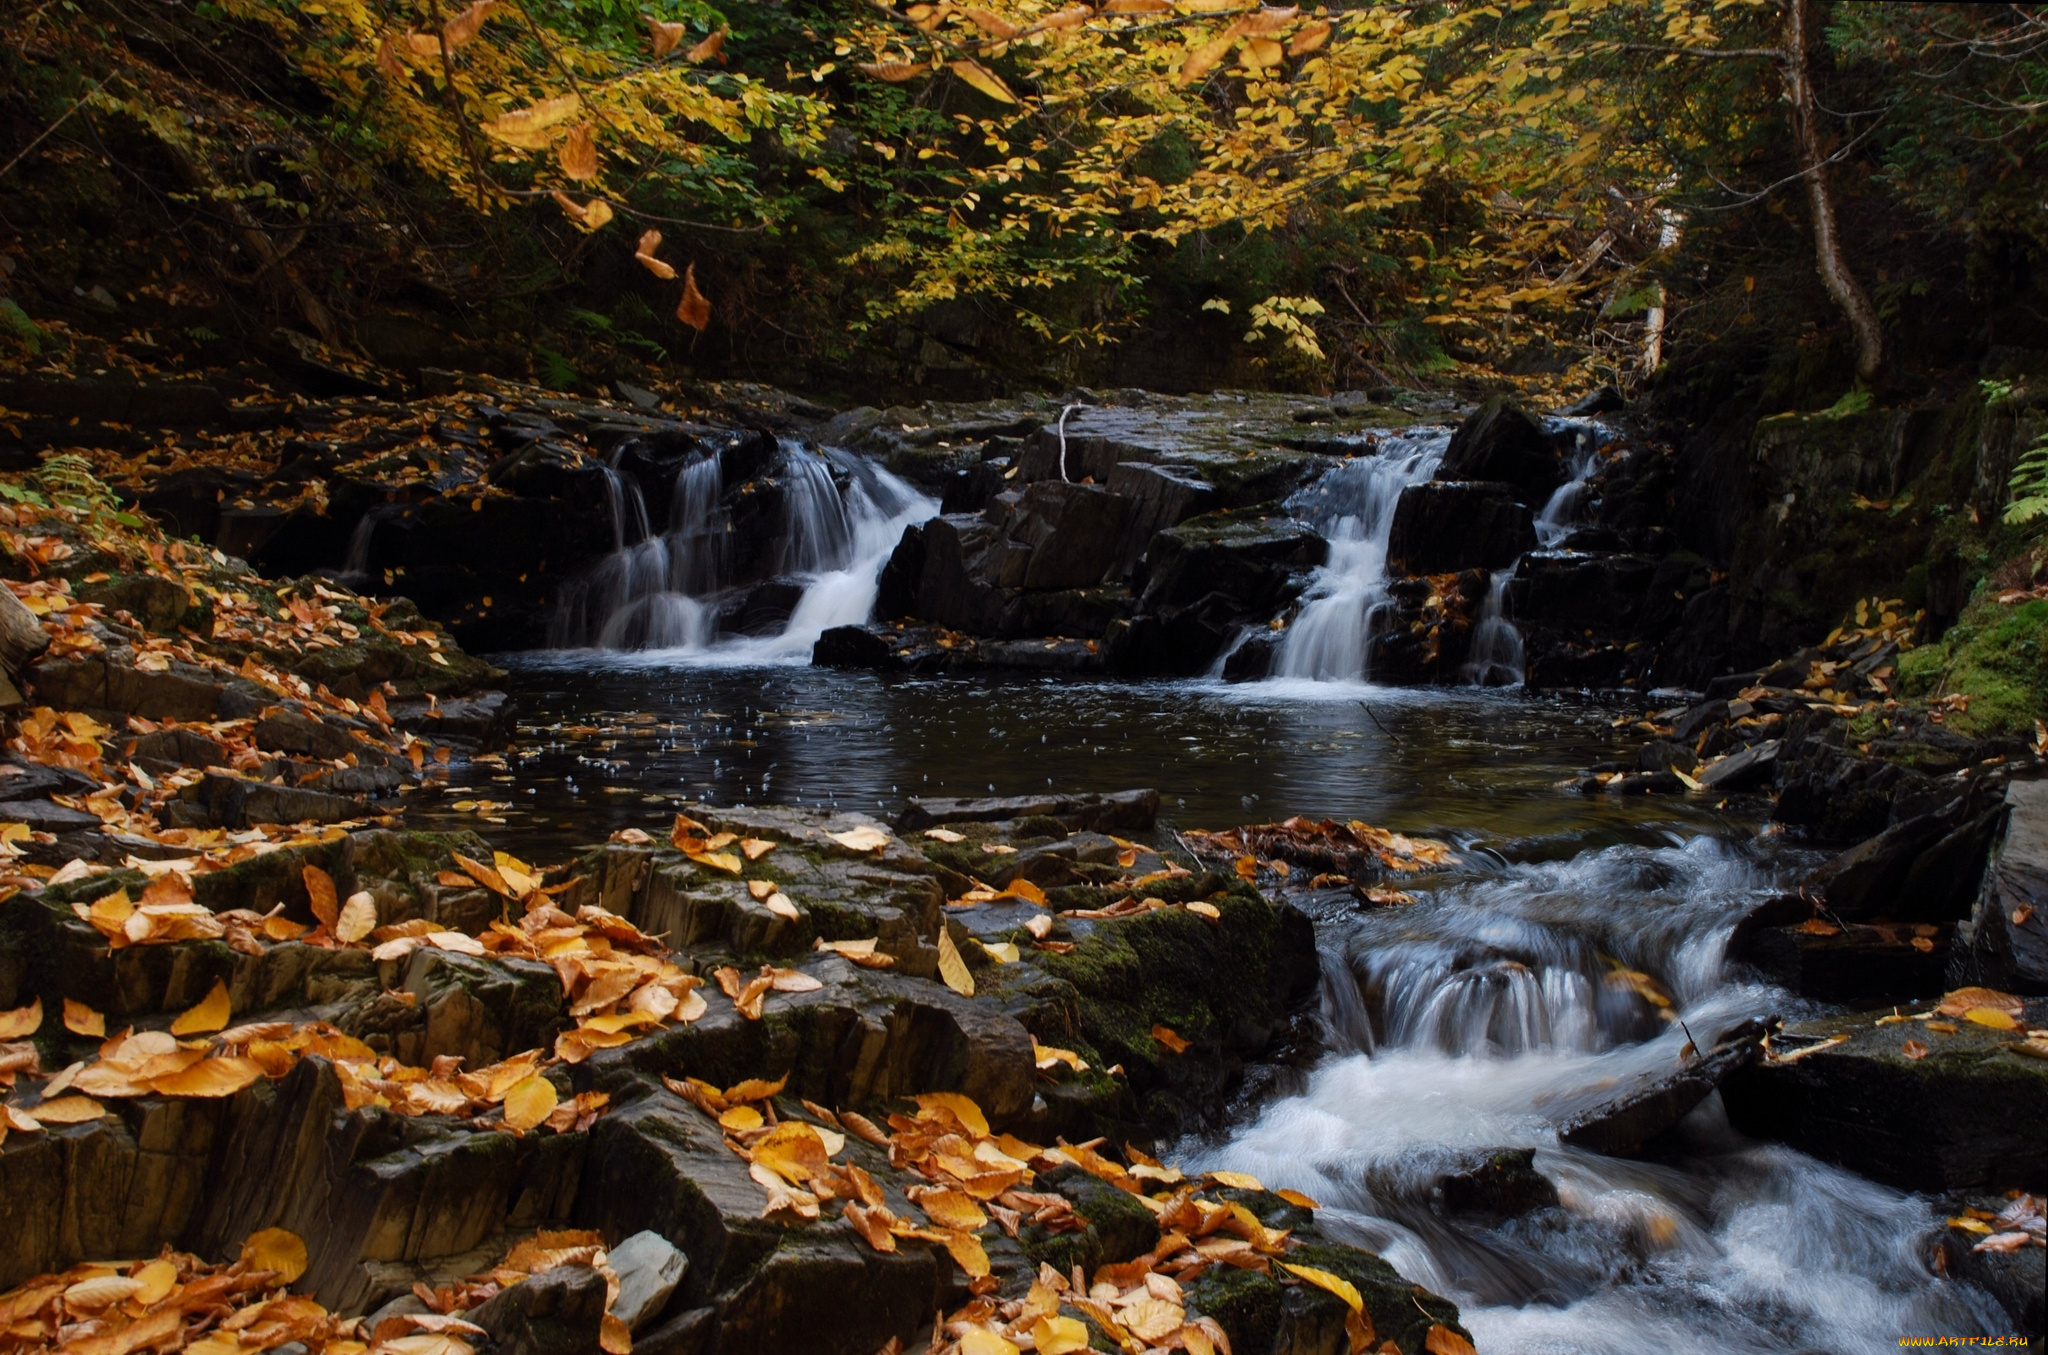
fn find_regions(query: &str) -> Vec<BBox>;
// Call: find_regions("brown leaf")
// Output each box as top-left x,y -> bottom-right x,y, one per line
858,60 -> 929,82
1424,1325 -> 1476,1355
964,7 -> 1021,38
454,852 -> 511,896
1287,17 -> 1330,53
483,95 -> 583,149
676,263 -> 712,331
1180,31 -> 1237,82
303,865 -> 339,930
685,27 -> 727,61
648,17 -> 686,57
337,891 -> 378,944
559,123 -> 599,181
442,0 -> 499,49
1901,1039 -> 1929,1060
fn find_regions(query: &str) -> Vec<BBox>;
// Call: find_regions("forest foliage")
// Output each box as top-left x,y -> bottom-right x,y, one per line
5,0 -> 2047,392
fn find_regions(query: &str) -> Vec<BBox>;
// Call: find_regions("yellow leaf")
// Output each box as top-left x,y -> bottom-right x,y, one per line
1152,1023 -> 1189,1054
243,1227 -> 309,1284
858,61 -> 928,82
937,926 -> 975,997
1033,1316 -> 1090,1355
980,940 -> 1019,963
950,59 -> 1019,104
914,1090 -> 989,1135
133,1258 -> 178,1305
0,996 -> 42,1039
1425,1326 -> 1478,1355
1242,36 -> 1283,67
150,1056 -> 264,1098
719,1104 -> 764,1132
601,1313 -> 633,1355
913,1187 -> 988,1231
559,123 -> 599,181
688,850 -> 744,875
826,825 -> 890,852
741,838 -> 777,860
171,978 -> 232,1036
62,998 -> 102,1037
1276,1188 -> 1321,1209
1963,1006 -> 2019,1031
941,1229 -> 991,1278
483,95 -> 583,150
1282,1262 -> 1362,1312
1207,1169 -> 1265,1190
676,263 -> 712,332
1004,877 -> 1047,905
924,827 -> 966,841
30,1094 -> 105,1123
1186,900 -> 1221,919
504,1074 -> 559,1131
337,891 -> 378,944
724,1073 -> 789,1103
958,1329 -> 1018,1355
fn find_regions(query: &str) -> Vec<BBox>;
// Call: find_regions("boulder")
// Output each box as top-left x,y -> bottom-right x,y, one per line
1436,397 -> 1563,508
1556,1018 -> 1767,1155
467,1263 -> 608,1355
1384,481 -> 1536,575
1740,922 -> 1951,1005
1506,551 -> 1656,633
1006,481 -> 1130,589
1721,998 -> 2048,1191
1429,1148 -> 1559,1221
1951,778 -> 2048,995
607,1230 -> 688,1333
1696,738 -> 1778,791
1811,795 -> 2007,924
1104,462 -> 1215,577
1934,1195 -> 2046,1334
1110,511 -> 1325,675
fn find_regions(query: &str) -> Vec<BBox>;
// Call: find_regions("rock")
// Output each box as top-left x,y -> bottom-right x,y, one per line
1104,462 -> 1215,577
896,789 -> 1159,834
1182,1239 -> 1467,1355
1429,1148 -> 1559,1221
1109,511 -> 1325,675
178,772 -> 363,828
0,798 -> 103,833
1221,635 -> 1275,683
1812,796 -> 2006,924
0,585 -> 50,680
1951,778 -> 2048,995
387,691 -> 516,749
1934,1194 -> 2046,1334
26,655 -> 225,721
1721,998 -> 2048,1192
1696,738 -> 1779,791
633,1306 -> 717,1355
467,1263 -> 609,1355
1559,386 -> 1624,416
1385,481 -> 1536,575
1741,922 -> 1951,1005
607,1230 -> 688,1333
1437,396 -> 1563,508
1556,1018 -> 1767,1155
1005,481 -> 1131,589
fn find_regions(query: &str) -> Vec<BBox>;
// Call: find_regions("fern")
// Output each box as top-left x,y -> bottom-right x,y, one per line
2008,434 -> 2048,526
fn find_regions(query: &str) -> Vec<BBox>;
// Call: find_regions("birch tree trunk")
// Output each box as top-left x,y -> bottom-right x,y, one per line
1783,0 -> 1884,380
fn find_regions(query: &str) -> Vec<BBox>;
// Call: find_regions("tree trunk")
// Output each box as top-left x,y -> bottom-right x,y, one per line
1783,0 -> 1884,380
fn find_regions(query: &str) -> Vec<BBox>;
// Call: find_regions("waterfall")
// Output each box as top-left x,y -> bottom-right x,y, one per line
1271,429 -> 1450,682
1534,422 -> 1606,548
551,440 -> 935,658
1461,569 -> 1524,686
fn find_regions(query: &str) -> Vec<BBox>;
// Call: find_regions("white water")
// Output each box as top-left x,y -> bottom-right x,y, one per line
1271,429 -> 1450,681
1535,421 -> 1608,549
1196,837 -> 2009,1353
1461,570 -> 1524,687
550,440 -> 935,660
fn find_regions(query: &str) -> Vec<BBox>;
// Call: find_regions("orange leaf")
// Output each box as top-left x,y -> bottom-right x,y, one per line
303,865 -> 338,930
442,0 -> 498,49
171,979 -> 232,1036
676,263 -> 711,331
858,60 -> 928,81
648,17 -> 685,57
1152,1023 -> 1189,1054
243,1227 -> 309,1283
454,852 -> 511,896
1287,17 -> 1330,53
685,27 -> 727,61
504,1074 -> 559,1130
0,997 -> 42,1039
559,123 -> 599,181
62,998 -> 103,1038
1424,1326 -> 1476,1355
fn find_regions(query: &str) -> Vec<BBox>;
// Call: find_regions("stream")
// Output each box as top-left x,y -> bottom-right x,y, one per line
408,430 -> 2008,1354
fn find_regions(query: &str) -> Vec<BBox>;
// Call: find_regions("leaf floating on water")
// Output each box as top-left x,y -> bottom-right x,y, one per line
242,1226 -> 309,1283
937,926 -> 975,997
171,979 -> 232,1035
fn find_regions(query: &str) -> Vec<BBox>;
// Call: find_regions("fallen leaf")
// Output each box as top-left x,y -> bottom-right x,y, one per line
337,891 -> 378,944
303,865 -> 339,930
941,1228 -> 991,1277
1936,986 -> 2023,1018
454,853 -> 511,896
62,998 -> 103,1038
741,838 -> 777,860
171,979 -> 232,1036
504,1074 -> 559,1131
1963,1007 -> 2019,1031
910,1186 -> 987,1231
937,926 -> 975,997
1276,1188 -> 1320,1209
1033,1315 -> 1090,1355
1207,1170 -> 1264,1190
64,1276 -> 144,1310
0,997 -> 43,1039
958,1329 -> 1017,1355
1282,1262 -> 1361,1312
150,1056 -> 264,1097
826,826 -> 890,853
242,1227 -> 309,1283
1901,1039 -> 1929,1060
924,827 -> 966,842
688,850 -> 744,875
30,1094 -> 105,1123
845,1201 -> 898,1251
724,1073 -> 789,1103
1425,1325 -> 1477,1355
1152,1024 -> 1189,1054
1974,1231 -> 2033,1253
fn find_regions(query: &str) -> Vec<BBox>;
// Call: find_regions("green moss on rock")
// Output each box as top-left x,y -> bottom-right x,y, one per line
1896,593 -> 2048,737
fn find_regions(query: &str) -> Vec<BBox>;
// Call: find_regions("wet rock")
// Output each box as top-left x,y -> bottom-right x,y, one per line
1934,1195 -> 2046,1334
1741,922 -> 1951,1005
177,771 -> 363,828
1812,794 -> 2006,924
1696,738 -> 1778,791
1385,481 -> 1536,575
1950,778 -> 2048,995
1436,396 -> 1563,508
467,1262 -> 608,1355
1560,386 -> 1624,417
1557,1018 -> 1767,1155
634,1306 -> 717,1355
897,789 -> 1159,834
609,1230 -> 688,1332
1105,462 -> 1215,576
26,655 -> 226,721
387,691 -> 516,750
1006,481 -> 1131,589
1183,1240 -> 1467,1355
1722,998 -> 2048,1192
130,726 -> 230,772
1221,634 -> 1275,683
1429,1148 -> 1559,1221
1109,510 -> 1325,675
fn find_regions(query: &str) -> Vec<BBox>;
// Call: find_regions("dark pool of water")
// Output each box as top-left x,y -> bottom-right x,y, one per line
403,656 -> 1758,859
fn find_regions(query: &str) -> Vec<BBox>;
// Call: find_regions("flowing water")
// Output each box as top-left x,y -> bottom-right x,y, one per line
413,433 -> 2010,1352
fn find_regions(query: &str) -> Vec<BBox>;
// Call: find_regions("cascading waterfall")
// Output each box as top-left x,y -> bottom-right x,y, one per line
551,439 -> 934,658
1197,836 -> 2007,1353
1270,429 -> 1450,682
1460,570 -> 1524,686
1535,420 -> 1608,548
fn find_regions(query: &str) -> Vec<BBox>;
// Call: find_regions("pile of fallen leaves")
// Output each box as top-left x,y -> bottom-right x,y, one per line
1183,817 -> 1453,893
1945,1192 -> 2047,1255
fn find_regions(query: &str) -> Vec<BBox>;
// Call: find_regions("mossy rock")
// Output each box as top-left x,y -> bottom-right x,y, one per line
1183,1241 -> 1466,1355
1042,1166 -> 1160,1263
1896,593 -> 2048,738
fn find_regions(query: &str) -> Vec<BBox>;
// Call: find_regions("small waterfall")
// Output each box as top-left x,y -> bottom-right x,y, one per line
1271,429 -> 1450,682
552,439 -> 935,658
1461,569 -> 1524,686
1534,423 -> 1606,548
